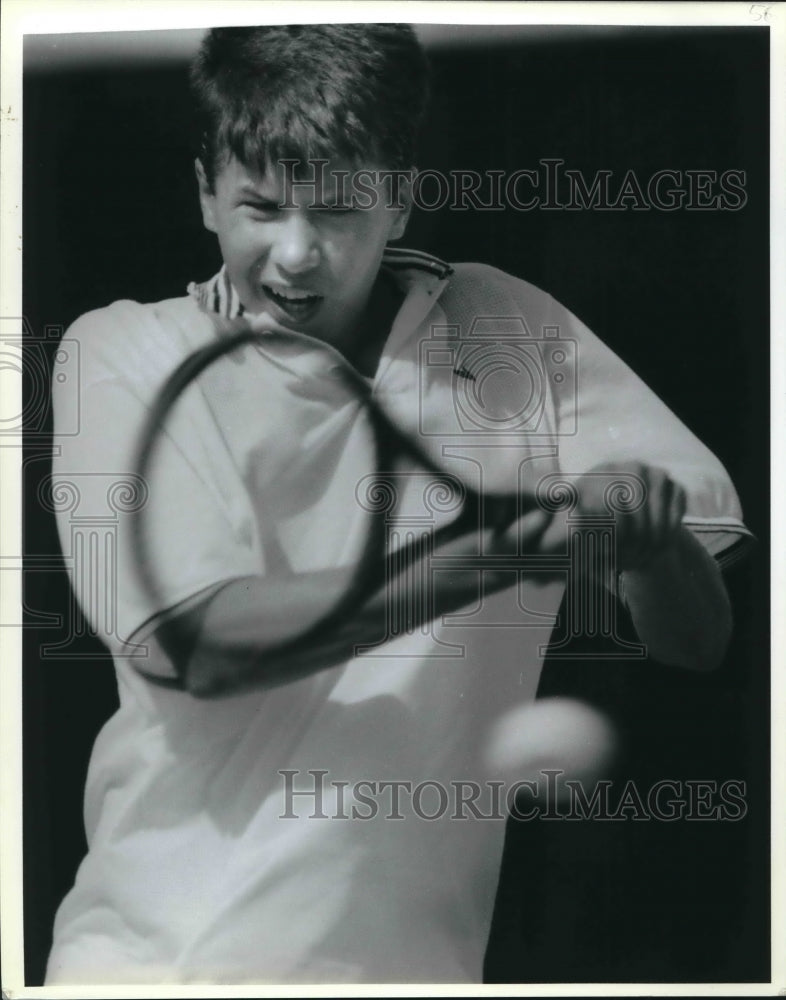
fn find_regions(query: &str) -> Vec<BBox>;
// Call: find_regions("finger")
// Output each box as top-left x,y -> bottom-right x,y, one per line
576,472 -> 605,517
651,472 -> 674,551
431,528 -> 484,560
536,509 -> 569,555
493,508 -> 553,554
605,466 -> 646,565
633,464 -> 666,564
521,508 -> 554,548
651,475 -> 685,553
669,481 -> 688,534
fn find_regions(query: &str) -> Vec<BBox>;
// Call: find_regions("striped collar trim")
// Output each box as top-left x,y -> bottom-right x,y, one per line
187,266 -> 246,320
380,247 -> 454,279
187,248 -> 453,319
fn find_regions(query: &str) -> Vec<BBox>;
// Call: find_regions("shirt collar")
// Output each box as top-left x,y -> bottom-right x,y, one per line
187,247 -> 453,322
187,265 -> 246,320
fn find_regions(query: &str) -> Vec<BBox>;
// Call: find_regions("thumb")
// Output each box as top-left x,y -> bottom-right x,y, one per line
535,508 -> 569,555
491,508 -> 553,554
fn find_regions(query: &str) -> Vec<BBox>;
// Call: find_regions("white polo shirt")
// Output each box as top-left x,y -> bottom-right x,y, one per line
46,249 -> 751,984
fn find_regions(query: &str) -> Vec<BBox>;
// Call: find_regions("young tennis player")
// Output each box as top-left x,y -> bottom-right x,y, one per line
46,24 -> 752,984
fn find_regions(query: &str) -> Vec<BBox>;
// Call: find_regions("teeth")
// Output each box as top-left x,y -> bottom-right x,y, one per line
265,285 -> 319,302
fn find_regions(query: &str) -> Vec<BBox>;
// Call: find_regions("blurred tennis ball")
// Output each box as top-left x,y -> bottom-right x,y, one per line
482,696 -> 619,787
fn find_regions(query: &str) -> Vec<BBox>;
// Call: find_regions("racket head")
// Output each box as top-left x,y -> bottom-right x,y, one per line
129,318 -> 503,678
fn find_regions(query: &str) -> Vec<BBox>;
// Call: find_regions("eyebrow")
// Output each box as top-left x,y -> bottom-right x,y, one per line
235,180 -> 347,207
236,184 -> 277,200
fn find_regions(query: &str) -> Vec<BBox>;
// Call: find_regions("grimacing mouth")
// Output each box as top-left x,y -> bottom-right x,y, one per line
262,283 -> 323,306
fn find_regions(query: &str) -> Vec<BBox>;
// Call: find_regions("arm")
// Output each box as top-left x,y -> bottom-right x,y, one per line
620,526 -> 732,672
576,462 -> 733,672
158,510 -> 556,698
160,567 -> 490,698
157,567 -> 393,697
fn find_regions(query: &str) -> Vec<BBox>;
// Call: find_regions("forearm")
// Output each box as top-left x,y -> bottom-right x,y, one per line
169,549 -> 519,697
193,569 -> 355,650
618,526 -> 732,672
162,569 -> 366,696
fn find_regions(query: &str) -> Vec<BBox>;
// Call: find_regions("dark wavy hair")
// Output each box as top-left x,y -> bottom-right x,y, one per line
190,24 -> 430,188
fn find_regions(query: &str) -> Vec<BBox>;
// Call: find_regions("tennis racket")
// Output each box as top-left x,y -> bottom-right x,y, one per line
127,314 -> 626,788
129,315 -> 555,672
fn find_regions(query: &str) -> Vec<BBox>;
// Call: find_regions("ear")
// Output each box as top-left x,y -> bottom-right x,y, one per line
388,168 -> 415,241
195,158 -> 218,233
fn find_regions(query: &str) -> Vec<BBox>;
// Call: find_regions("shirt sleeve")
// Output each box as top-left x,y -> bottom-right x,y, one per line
538,287 -> 754,569
50,301 -> 263,677
439,263 -> 754,569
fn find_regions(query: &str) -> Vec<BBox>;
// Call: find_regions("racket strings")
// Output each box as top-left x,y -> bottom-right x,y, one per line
131,320 -> 534,675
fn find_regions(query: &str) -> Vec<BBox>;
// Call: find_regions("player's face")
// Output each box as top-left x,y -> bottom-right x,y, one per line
197,156 -> 412,351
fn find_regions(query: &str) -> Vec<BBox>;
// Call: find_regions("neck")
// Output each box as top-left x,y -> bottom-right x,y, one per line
341,270 -> 403,378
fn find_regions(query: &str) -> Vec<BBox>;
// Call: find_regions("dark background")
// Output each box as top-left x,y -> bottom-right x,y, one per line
23,25 -> 770,985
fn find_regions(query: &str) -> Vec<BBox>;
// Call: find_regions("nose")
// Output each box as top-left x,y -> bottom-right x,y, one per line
270,211 -> 321,274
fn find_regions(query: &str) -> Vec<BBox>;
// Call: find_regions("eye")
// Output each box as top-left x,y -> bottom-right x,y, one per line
312,201 -> 356,215
241,200 -> 280,217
